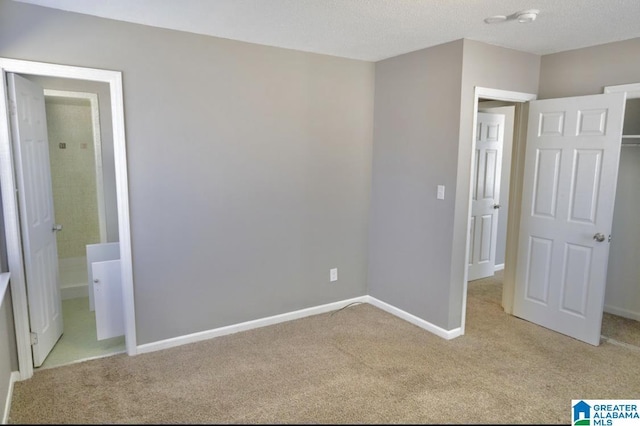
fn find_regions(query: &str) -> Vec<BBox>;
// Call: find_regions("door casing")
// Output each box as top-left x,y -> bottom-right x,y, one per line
0,58 -> 137,380
460,87 -> 537,333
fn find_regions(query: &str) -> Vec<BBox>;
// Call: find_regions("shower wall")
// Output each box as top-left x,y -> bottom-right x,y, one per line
45,96 -> 101,295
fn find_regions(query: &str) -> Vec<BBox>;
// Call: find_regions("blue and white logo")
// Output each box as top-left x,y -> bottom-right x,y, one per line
572,400 -> 640,426
573,400 -> 591,426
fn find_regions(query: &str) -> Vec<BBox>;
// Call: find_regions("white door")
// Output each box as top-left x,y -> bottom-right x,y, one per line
8,74 -> 63,366
513,93 -> 625,345
86,242 -> 120,312
92,259 -> 124,340
468,113 -> 505,281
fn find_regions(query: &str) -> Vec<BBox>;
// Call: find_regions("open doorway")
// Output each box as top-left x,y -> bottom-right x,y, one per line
464,85 -> 640,349
467,101 -> 516,282
33,82 -> 124,369
0,58 -> 137,381
599,86 -> 640,348
460,87 -> 536,336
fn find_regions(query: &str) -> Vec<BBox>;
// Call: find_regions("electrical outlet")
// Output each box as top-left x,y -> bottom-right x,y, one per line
330,268 -> 338,282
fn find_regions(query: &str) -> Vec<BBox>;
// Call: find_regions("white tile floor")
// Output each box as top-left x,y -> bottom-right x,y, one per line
37,297 -> 125,370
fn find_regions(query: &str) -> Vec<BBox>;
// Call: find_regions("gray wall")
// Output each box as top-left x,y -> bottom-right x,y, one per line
623,99 -> 640,135
1,286 -> 18,421
26,76 -> 119,243
368,40 -> 464,329
1,291 -> 17,371
369,39 -> 540,331
605,144 -> 640,318
538,38 -> 640,99
0,0 -> 374,344
450,40 -> 540,328
1,182 -> 18,421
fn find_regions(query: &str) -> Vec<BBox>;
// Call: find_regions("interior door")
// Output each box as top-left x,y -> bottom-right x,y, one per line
468,112 -> 505,281
8,73 -> 63,366
513,92 -> 625,345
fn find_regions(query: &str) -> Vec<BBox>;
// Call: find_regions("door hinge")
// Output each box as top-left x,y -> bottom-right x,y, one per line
9,99 -> 16,116
608,234 -> 612,243
30,332 -> 38,346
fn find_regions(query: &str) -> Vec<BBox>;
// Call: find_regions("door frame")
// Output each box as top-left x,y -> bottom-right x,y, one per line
0,58 -> 137,380
459,87 -> 536,333
604,82 -> 640,99
43,89 -> 108,244
602,82 -> 640,321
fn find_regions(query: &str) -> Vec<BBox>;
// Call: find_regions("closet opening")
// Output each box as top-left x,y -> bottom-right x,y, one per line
601,96 -> 640,348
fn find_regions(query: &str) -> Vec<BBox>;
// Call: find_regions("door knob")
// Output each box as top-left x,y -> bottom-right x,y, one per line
493,204 -> 501,209
593,233 -> 605,242
52,224 -> 63,232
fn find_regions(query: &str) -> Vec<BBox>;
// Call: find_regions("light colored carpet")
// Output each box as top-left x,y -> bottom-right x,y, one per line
9,275 -> 640,424
38,297 -> 125,370
601,312 -> 640,348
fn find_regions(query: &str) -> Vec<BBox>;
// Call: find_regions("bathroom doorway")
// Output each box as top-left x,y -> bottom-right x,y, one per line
0,58 -> 137,380
28,77 -> 125,369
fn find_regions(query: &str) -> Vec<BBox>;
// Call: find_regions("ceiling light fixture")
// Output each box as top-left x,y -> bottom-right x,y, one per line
484,15 -> 507,24
484,9 -> 539,24
516,9 -> 539,23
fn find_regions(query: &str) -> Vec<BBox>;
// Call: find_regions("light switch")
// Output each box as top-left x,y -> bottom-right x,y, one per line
437,185 -> 445,200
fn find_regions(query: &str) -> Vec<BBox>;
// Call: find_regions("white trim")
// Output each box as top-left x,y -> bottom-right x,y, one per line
460,87 -> 537,334
2,371 -> 19,425
0,57 -> 137,382
600,336 -> 640,352
35,350 -> 126,371
137,297 -> 369,354
138,296 -> 463,355
366,296 -> 463,340
474,87 -> 537,103
0,64 -> 31,381
604,305 -> 640,322
494,263 -> 505,272
605,83 -> 640,99
43,89 -> 107,243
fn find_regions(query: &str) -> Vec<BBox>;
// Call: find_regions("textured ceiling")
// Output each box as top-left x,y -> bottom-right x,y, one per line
13,0 -> 640,61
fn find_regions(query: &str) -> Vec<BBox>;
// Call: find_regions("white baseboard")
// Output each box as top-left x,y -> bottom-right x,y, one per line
2,371 -> 19,425
494,263 -> 505,272
137,295 -> 463,355
36,350 -> 126,371
137,296 -> 369,354
61,284 -> 89,300
365,296 -> 463,340
604,304 -> 640,322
